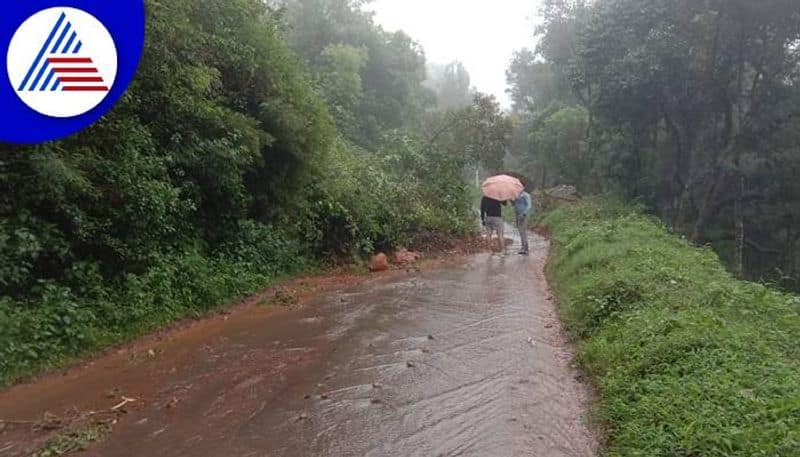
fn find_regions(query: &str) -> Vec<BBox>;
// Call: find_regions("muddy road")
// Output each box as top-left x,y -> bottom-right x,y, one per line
0,233 -> 596,456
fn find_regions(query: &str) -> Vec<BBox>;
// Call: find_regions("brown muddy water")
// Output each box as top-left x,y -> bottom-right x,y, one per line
0,233 -> 596,457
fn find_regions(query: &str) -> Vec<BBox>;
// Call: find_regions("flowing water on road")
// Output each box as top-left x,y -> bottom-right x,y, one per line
0,234 -> 596,457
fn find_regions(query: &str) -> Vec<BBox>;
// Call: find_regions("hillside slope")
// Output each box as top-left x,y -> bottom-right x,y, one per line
542,199 -> 800,456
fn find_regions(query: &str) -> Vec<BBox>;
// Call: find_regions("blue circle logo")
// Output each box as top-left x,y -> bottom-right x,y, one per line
1,2 -> 145,144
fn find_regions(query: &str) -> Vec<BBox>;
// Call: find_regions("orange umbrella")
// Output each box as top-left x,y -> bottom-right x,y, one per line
481,175 -> 524,201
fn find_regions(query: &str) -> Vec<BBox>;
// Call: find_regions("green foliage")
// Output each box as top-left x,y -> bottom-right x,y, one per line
300,139 -> 417,257
543,199 -> 800,455
317,44 -> 369,137
425,93 -> 513,175
382,131 -> 477,235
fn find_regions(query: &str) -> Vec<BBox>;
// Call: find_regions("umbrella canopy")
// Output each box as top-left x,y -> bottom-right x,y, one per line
481,175 -> 524,202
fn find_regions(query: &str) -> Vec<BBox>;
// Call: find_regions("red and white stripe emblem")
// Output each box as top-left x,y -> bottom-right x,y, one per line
47,56 -> 108,92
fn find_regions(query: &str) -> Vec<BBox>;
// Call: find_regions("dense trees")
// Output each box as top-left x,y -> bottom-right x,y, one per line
285,0 -> 431,148
0,0 -> 511,384
510,0 -> 800,288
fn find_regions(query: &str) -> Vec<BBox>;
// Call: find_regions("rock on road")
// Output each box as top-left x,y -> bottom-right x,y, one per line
0,233 -> 596,457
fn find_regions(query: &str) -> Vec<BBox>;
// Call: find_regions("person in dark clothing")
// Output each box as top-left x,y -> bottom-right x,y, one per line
480,197 -> 505,253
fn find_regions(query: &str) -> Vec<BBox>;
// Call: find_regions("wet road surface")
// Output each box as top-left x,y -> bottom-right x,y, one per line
0,233 -> 596,456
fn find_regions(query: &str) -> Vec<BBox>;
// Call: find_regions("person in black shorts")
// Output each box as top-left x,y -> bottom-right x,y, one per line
480,196 -> 505,253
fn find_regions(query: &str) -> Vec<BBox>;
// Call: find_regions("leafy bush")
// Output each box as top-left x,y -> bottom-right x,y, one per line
542,199 -> 800,455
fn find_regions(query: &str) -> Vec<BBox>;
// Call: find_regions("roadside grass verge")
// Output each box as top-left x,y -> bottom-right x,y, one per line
541,198 -> 800,456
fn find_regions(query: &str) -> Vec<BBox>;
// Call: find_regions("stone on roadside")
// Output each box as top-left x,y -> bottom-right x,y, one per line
393,248 -> 421,264
368,253 -> 389,272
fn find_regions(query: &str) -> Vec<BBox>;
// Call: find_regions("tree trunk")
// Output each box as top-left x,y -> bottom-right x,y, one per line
664,113 -> 694,230
690,167 -> 727,243
675,182 -> 693,230
541,165 -> 547,190
733,175 -> 745,277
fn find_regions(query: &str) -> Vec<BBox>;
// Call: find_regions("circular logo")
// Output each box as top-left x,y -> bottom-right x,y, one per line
7,8 -> 118,118
0,2 -> 145,144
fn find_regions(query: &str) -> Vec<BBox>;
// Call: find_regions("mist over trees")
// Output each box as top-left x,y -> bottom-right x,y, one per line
507,49 -> 575,113
426,61 -> 473,110
508,0 -> 800,288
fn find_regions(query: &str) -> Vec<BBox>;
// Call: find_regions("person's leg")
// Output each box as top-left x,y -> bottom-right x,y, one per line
486,219 -> 497,252
487,218 -> 501,252
486,220 -> 493,251
497,222 -> 505,253
517,215 -> 529,254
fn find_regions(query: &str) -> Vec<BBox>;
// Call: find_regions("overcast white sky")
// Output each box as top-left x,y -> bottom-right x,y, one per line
365,0 -> 541,108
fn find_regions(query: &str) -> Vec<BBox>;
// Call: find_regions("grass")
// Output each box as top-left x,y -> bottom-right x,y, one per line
541,198 -> 800,456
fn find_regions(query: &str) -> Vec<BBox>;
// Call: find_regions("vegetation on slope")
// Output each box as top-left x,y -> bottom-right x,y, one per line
543,199 -> 800,456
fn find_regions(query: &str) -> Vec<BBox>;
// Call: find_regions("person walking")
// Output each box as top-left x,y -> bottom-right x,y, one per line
514,190 -> 532,255
480,196 -> 505,253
